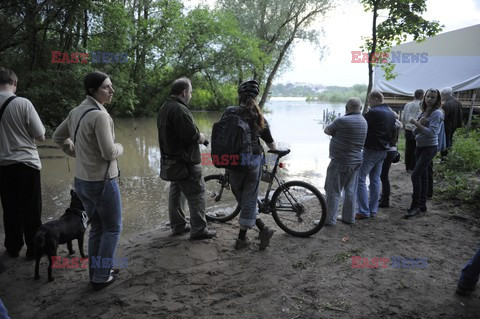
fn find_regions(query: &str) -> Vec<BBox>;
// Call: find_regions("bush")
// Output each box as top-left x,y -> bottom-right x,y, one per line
435,122 -> 480,211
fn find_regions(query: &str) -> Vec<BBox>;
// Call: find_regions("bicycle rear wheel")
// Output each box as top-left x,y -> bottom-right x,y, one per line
271,180 -> 326,237
204,174 -> 240,222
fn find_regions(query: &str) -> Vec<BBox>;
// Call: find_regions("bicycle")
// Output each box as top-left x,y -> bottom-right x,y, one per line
204,149 -> 327,237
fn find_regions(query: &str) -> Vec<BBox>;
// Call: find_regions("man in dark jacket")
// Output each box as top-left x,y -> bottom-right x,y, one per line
157,77 -> 216,240
356,90 -> 397,220
440,87 -> 463,158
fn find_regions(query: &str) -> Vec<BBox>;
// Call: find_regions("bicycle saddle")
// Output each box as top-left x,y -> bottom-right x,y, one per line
268,149 -> 291,158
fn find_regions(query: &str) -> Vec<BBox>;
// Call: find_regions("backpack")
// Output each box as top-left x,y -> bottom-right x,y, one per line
211,106 -> 258,171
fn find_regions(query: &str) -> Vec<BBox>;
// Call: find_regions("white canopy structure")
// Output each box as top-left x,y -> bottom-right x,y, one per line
373,24 -> 480,96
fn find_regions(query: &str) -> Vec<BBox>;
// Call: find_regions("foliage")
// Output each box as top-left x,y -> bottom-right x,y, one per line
0,0 -> 293,126
359,0 -> 443,112
307,84 -> 367,103
435,120 -> 480,209
271,83 -> 321,97
217,0 -> 333,108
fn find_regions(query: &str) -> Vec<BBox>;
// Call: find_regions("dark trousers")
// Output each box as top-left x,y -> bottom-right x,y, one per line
410,146 -> 437,209
427,160 -> 433,198
459,246 -> 480,289
441,127 -> 455,157
404,130 -> 417,171
0,163 -> 42,256
380,150 -> 397,201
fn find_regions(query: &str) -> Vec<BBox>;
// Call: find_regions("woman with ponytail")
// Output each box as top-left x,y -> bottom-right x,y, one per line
226,80 -> 277,250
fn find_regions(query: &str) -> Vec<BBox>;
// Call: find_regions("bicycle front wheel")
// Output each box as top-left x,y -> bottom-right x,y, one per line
204,174 -> 240,222
271,180 -> 326,237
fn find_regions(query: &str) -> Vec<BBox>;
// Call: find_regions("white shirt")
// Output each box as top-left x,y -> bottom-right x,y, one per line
401,99 -> 422,131
0,91 -> 45,170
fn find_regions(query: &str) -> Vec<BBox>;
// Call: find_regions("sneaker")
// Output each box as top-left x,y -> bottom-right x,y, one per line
259,226 -> 275,250
405,207 -> 421,218
91,275 -> 117,291
190,228 -> 216,240
234,237 -> 251,250
355,213 -> 369,220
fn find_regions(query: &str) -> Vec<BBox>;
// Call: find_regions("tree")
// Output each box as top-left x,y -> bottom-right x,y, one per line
360,0 -> 443,113
217,0 -> 333,108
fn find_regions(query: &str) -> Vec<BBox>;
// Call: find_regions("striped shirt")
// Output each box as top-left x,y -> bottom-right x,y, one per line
326,113 -> 368,165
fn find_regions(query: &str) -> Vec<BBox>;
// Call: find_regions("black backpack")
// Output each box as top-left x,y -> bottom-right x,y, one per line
211,106 -> 257,171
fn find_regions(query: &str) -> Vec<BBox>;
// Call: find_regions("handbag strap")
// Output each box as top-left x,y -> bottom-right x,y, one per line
72,106 -> 117,193
0,96 -> 17,124
73,106 -> 100,144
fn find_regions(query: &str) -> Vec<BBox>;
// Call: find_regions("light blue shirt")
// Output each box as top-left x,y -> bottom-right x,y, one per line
413,109 -> 444,147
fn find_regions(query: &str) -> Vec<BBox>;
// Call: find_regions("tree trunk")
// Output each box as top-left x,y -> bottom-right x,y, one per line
363,0 -> 378,114
259,35 -> 295,108
83,9 -> 88,48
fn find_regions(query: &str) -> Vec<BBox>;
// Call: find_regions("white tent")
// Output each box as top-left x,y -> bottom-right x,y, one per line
373,24 -> 480,96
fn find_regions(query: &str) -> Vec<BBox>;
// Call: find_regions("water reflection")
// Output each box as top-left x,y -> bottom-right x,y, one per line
1,99 -> 345,238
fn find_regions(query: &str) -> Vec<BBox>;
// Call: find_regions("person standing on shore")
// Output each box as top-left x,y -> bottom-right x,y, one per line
224,80 -> 277,249
440,87 -> 463,159
324,97 -> 367,225
0,67 -> 45,259
401,89 -> 424,172
157,77 -> 216,240
355,91 -> 396,220
405,88 -> 443,218
53,71 -> 123,290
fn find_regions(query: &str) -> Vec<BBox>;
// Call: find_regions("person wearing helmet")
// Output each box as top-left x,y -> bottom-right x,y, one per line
226,80 -> 277,250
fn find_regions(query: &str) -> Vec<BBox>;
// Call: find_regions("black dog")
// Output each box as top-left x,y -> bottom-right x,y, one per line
34,189 -> 88,282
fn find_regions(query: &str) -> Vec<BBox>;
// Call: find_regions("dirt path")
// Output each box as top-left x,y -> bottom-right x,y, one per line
1,163 -> 479,318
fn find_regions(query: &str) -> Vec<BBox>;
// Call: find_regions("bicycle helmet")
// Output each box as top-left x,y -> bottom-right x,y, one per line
238,80 -> 260,97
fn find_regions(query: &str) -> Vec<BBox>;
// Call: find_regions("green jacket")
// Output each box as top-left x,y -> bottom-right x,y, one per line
157,96 -> 201,164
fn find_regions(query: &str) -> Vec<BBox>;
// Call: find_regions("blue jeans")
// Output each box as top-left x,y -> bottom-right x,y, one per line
324,161 -> 361,225
75,178 -> 122,283
229,164 -> 261,228
357,149 -> 387,217
459,247 -> 480,289
0,298 -> 9,319
410,146 -> 437,208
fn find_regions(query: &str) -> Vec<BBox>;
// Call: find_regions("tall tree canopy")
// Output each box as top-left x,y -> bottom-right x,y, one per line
217,0 -> 333,108
360,0 -> 443,112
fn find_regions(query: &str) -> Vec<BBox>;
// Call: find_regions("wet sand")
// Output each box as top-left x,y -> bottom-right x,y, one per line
0,163 -> 479,318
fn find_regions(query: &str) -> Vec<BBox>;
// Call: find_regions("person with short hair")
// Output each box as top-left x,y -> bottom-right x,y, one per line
324,97 -> 367,225
157,77 -> 216,240
355,90 -> 397,220
53,71 -> 123,290
0,67 -> 45,259
401,89 -> 424,172
440,87 -> 463,158
405,88 -> 443,218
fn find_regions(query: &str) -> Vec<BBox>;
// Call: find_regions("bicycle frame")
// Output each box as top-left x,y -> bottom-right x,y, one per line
257,151 -> 289,214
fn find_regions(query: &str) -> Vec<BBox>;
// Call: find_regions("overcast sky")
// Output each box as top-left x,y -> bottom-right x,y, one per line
275,0 -> 480,86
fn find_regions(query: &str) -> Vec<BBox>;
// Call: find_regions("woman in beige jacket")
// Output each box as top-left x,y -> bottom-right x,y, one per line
53,71 -> 123,290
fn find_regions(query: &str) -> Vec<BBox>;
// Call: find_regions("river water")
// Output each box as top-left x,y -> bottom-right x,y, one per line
2,98 -> 345,237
